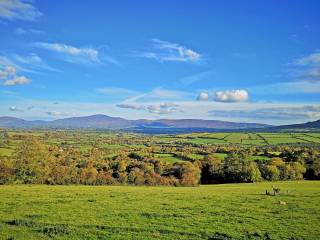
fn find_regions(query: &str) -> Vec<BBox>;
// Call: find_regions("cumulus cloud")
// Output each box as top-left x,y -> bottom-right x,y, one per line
209,105 -> 320,120
196,91 -> 210,101
0,65 -> 31,86
0,0 -> 42,21
134,39 -> 201,63
36,42 -> 100,63
214,90 -> 249,102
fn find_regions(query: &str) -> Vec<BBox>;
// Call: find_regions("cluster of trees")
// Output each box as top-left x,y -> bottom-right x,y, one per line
0,136 -> 319,186
200,152 -> 311,184
0,138 -> 200,186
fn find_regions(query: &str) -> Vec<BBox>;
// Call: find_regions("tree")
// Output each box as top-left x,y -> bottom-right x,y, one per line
0,157 -> 14,184
200,155 -> 223,184
261,164 -> 280,181
241,161 -> 262,182
286,162 -> 306,180
80,160 -> 98,185
179,162 -> 201,186
128,167 -> 145,185
14,138 -> 48,184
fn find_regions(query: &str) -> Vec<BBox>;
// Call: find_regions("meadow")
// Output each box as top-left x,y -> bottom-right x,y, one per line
0,181 -> 319,240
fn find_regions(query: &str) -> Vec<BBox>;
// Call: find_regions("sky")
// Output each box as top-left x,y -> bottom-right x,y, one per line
0,0 -> 319,125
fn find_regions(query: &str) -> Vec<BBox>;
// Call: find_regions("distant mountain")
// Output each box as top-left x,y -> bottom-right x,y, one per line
0,117 -> 29,128
48,114 -> 132,129
268,119 -> 320,131
0,114 -> 269,130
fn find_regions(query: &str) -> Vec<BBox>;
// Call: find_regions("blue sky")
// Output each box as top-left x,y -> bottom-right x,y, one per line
0,0 -> 319,124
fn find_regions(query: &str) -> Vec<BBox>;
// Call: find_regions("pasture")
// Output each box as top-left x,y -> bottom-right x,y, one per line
0,181 -> 319,239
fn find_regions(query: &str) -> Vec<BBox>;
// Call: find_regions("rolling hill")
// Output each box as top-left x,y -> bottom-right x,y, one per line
0,114 -> 268,130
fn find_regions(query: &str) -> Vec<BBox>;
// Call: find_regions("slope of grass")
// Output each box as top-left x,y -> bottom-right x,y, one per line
0,181 -> 319,240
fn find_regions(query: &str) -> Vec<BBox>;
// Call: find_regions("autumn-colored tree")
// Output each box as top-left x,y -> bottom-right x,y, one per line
14,137 -> 49,184
0,157 -> 14,184
80,160 -> 98,185
179,162 -> 201,186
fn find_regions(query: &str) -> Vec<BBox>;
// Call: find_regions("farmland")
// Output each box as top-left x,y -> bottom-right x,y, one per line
0,129 -> 320,186
1,131 -> 320,159
0,181 -> 319,240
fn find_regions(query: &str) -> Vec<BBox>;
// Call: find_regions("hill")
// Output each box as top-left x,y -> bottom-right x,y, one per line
0,114 -> 268,130
268,119 -> 320,132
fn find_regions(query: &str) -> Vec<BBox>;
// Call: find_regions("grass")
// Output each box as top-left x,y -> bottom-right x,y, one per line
176,132 -> 320,146
0,181 -> 319,239
0,147 -> 14,157
154,153 -> 185,164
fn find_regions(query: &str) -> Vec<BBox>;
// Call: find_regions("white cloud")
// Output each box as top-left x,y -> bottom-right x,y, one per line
0,0 -> 42,21
116,102 -> 182,115
214,89 -> 249,102
2,98 -> 319,125
295,52 -> 320,66
0,65 -> 16,78
292,52 -> 320,82
12,53 -> 59,72
134,39 -> 201,63
37,42 -> 100,63
3,75 -> 31,86
147,102 -> 182,114
197,91 -> 210,101
0,64 -> 31,86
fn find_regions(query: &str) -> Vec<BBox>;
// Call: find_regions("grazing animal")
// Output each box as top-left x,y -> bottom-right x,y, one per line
279,200 -> 287,205
272,186 -> 281,195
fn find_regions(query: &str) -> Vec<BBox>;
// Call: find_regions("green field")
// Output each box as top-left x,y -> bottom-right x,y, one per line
0,181 -> 319,240
1,131 -> 320,159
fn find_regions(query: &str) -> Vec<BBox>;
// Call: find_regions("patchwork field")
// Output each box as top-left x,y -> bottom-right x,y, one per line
0,181 -> 319,240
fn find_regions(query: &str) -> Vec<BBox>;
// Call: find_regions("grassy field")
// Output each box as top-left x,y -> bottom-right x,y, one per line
0,181 -> 319,240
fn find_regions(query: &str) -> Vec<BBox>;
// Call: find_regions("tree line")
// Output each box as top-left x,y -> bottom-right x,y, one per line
0,137 -> 319,186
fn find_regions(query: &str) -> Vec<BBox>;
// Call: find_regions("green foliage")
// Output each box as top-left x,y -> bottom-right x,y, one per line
0,130 -> 319,186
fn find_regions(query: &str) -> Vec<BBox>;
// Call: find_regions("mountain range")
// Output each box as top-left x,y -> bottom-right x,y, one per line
0,114 -> 319,132
0,114 -> 268,130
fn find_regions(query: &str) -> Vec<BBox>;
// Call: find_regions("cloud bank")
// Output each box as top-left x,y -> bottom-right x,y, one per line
209,105 -> 320,120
